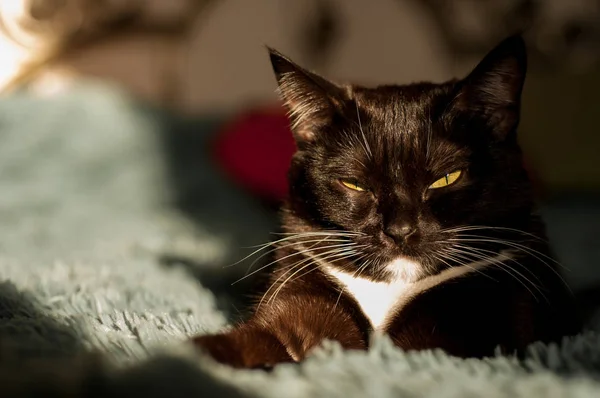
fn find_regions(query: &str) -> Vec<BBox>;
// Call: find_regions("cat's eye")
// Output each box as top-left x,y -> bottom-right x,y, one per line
429,170 -> 463,189
340,179 -> 367,192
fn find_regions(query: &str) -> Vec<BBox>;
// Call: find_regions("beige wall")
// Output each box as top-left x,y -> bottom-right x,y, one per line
181,0 -> 451,112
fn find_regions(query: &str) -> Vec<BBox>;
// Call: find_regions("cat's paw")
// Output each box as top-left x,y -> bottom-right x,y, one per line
193,334 -> 246,368
192,330 -> 294,369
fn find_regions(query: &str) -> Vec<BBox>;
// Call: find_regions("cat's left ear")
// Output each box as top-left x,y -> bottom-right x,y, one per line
452,35 -> 527,140
267,47 -> 345,146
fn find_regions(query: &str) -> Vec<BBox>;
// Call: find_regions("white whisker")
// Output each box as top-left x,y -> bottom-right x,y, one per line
330,253 -> 378,315
265,249 -> 363,307
232,242 -> 365,285
439,225 -> 547,243
258,246 -> 360,309
228,232 -> 354,266
434,250 -> 497,281
355,100 -> 373,159
449,235 -> 569,274
239,237 -> 354,274
442,245 -> 546,302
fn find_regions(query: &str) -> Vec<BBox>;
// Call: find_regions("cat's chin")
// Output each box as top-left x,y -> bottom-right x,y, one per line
383,256 -> 423,283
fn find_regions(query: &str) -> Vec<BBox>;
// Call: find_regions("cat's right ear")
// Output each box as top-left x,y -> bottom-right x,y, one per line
267,47 -> 343,145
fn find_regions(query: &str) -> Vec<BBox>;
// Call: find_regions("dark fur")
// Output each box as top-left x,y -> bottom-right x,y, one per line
193,36 -> 581,368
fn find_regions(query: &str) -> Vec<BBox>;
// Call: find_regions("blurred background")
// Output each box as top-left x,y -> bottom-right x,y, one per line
0,0 -> 599,315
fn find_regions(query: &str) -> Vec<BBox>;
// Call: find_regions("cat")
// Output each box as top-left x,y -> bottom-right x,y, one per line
193,35 -> 581,369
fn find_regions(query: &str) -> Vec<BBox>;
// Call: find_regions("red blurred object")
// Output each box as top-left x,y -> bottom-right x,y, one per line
213,106 -> 296,203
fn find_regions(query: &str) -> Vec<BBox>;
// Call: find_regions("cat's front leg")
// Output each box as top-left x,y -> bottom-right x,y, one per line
385,276 -> 532,358
193,288 -> 369,368
192,324 -> 295,369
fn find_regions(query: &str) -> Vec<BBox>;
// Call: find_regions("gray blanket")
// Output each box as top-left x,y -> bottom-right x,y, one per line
1,83 -> 600,397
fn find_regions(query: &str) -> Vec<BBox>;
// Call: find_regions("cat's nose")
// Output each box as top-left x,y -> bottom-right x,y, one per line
384,222 -> 416,244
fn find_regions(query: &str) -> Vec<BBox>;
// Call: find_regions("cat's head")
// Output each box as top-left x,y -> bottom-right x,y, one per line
269,36 -> 535,282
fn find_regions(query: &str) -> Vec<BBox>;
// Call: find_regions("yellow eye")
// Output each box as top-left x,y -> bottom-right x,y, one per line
340,179 -> 367,192
429,170 -> 463,189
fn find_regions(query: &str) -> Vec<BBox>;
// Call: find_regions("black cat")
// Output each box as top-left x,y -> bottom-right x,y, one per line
193,35 -> 581,368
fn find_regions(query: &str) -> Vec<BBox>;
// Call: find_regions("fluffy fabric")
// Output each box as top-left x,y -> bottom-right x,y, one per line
1,83 -> 600,397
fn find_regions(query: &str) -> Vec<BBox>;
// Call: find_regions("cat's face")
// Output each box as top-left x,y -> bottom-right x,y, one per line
270,36 -> 534,282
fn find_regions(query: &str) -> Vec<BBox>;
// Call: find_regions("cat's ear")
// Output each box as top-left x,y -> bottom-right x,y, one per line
267,47 -> 344,145
452,35 -> 527,140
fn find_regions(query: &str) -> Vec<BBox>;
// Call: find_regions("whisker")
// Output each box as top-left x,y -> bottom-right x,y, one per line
330,253 -> 375,315
426,105 -> 432,160
451,243 -> 542,282
289,250 -> 365,287
237,237 -> 354,274
331,252 -> 379,312
228,233 -> 348,267
442,245 -> 545,302
444,248 -> 540,300
452,237 -> 572,294
244,230 -> 362,251
232,242 -> 366,285
258,247 -> 360,309
272,231 -> 365,237
440,225 -> 547,243
354,100 -> 373,159
266,250 -> 362,307
450,235 -> 569,274
244,231 -> 359,251
449,235 -> 564,266
433,250 -> 497,281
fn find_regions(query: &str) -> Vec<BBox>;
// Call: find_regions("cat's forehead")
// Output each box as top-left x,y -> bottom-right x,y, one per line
341,83 -> 462,164
351,83 -> 454,127
311,83 -> 471,180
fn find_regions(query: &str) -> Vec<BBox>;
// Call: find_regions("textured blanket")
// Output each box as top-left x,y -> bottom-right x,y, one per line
2,84 -> 600,397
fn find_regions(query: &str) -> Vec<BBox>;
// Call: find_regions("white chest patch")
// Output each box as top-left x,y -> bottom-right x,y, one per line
323,254 -> 509,330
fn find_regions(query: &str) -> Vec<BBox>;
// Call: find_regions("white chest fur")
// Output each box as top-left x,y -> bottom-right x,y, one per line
326,267 -> 411,330
323,254 -> 508,330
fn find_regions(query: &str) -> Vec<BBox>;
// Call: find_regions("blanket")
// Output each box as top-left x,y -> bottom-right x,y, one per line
1,83 -> 600,397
